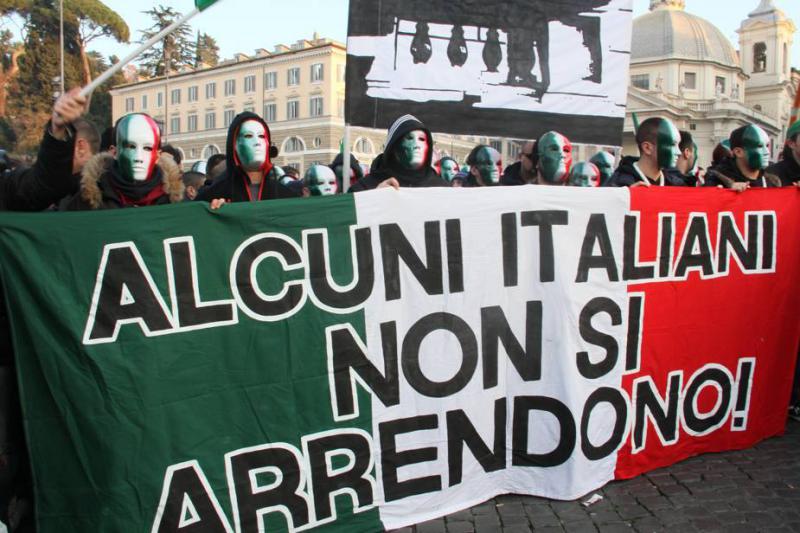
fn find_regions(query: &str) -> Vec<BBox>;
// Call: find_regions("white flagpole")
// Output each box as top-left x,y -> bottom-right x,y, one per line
79,7 -> 200,98
342,124 -> 352,192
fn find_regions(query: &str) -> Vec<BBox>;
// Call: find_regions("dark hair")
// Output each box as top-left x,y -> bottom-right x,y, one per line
282,166 -> 299,179
712,142 -> 733,166
678,130 -> 694,153
181,170 -> 206,189
728,126 -> 748,150
73,118 -> 100,154
466,145 -> 490,166
100,126 -> 115,152
160,143 -> 182,166
635,117 -> 664,148
206,153 -> 225,174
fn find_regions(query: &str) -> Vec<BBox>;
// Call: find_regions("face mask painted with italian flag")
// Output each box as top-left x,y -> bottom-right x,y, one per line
235,120 -> 268,171
440,159 -> 459,181
396,130 -> 429,170
538,131 -> 573,183
305,165 -> 338,196
473,146 -> 502,184
741,125 -> 770,170
656,119 -> 681,169
116,114 -> 160,182
569,162 -> 601,187
590,151 -> 614,185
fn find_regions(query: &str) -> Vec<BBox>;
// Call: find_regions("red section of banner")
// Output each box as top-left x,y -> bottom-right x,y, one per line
615,188 -> 800,479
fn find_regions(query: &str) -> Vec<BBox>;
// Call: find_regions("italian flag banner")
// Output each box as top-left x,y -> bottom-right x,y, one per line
0,187 -> 798,532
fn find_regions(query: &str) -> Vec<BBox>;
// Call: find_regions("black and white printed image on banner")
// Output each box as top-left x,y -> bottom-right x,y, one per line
346,0 -> 634,146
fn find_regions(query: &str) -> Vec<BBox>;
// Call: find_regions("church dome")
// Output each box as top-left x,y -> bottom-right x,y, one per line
632,0 -> 740,69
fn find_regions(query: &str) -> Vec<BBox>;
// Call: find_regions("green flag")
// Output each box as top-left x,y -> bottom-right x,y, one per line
195,0 -> 218,11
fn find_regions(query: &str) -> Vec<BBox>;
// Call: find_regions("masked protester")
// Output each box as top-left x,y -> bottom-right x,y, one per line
706,124 -> 780,190
60,113 -> 183,210
466,145 -> 503,186
329,153 -> 364,192
536,131 -> 573,185
303,164 -> 338,197
350,114 -> 447,191
568,161 -> 601,187
196,112 -> 296,205
589,151 -> 614,187
436,156 -> 460,183
767,121 -> 800,186
608,117 -> 687,187
501,140 -> 538,185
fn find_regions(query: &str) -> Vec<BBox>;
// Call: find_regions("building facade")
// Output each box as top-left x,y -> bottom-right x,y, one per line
109,37 -> 498,174
623,0 -> 798,167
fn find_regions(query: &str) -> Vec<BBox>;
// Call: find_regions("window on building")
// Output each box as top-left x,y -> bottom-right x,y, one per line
205,111 -> 216,130
287,100 -> 299,119
311,63 -> 324,82
171,88 -> 181,105
264,103 -> 277,122
187,114 -> 198,132
170,117 -> 180,134
187,86 -> 198,102
125,97 -> 134,112
355,137 -> 373,153
284,136 -> 304,153
224,79 -> 236,96
206,82 -> 216,99
309,96 -> 323,117
508,141 -> 521,160
288,67 -> 300,86
244,75 -> 256,93
689,123 -> 697,131
489,139 -> 503,152
754,42 -> 767,73
265,71 -> 277,90
715,76 -> 726,95
683,72 -> 697,90
157,92 -> 163,107
313,137 -> 322,148
631,74 -> 649,90
203,145 -> 220,159
223,109 -> 235,127
141,95 -> 148,109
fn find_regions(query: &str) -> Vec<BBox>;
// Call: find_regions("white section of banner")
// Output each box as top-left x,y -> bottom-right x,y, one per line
354,186 -> 631,529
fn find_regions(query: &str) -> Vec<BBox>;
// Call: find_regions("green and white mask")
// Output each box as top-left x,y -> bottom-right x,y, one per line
471,146 -> 502,185
589,151 -> 614,185
656,119 -> 681,169
569,162 -> 601,187
741,124 -> 770,170
304,165 -> 338,196
116,113 -> 160,182
537,131 -> 573,183
235,120 -> 268,171
395,130 -> 429,170
439,158 -> 459,181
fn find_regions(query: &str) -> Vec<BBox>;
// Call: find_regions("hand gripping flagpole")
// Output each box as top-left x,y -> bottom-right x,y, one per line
79,0 -> 219,98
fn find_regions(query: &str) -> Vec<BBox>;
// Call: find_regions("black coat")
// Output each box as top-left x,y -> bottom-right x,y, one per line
766,154 -> 800,186
705,157 -> 780,189
606,156 -> 688,187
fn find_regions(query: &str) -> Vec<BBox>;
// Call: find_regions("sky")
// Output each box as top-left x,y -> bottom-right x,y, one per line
8,0 -> 798,69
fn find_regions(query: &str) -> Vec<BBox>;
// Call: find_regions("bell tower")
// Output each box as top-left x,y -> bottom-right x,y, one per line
738,0 -> 794,86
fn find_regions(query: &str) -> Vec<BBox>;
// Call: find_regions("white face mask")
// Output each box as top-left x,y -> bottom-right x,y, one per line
235,120 -> 268,171
116,114 -> 159,182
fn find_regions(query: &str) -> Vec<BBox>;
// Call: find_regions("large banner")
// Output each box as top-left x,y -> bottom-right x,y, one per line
345,0 -> 633,145
0,187 -> 798,532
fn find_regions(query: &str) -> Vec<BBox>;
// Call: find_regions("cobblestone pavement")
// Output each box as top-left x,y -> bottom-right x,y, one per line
392,419 -> 800,533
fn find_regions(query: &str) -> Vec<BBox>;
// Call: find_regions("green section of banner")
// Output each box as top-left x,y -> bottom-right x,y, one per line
0,198 -> 380,532
195,0 -> 218,11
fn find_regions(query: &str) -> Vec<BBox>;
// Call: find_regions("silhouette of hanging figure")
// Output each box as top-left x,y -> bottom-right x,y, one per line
447,24 -> 468,67
482,28 -> 502,72
410,22 -> 433,64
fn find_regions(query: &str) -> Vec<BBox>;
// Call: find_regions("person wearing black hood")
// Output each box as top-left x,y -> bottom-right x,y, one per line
705,124 -> 780,191
196,112 -> 296,205
330,153 -> 364,191
766,121 -> 800,186
350,114 -> 447,191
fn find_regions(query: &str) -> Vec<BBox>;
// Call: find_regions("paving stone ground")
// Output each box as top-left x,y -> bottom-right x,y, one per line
391,418 -> 800,533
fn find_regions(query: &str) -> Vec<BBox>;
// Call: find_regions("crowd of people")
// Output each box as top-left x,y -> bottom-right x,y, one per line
0,88 -> 799,531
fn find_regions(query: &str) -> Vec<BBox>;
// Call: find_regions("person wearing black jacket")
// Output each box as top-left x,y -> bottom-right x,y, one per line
500,140 -> 537,186
196,112 -> 297,205
766,121 -> 800,186
705,124 -> 780,190
60,113 -> 184,210
607,117 -> 686,187
349,114 -> 448,191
